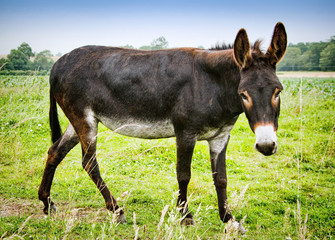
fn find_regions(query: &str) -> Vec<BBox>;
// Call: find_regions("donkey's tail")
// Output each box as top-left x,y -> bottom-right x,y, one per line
49,91 -> 62,143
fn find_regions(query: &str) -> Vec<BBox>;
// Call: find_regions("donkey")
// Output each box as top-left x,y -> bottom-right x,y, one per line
38,22 -> 287,226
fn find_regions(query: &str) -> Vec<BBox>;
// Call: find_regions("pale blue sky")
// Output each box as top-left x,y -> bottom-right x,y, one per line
1,0 -> 334,54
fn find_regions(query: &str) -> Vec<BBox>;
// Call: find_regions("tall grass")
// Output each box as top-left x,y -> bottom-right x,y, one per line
0,75 -> 334,239
295,77 -> 308,240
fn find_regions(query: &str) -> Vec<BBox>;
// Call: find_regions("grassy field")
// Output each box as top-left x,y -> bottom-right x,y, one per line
0,73 -> 334,239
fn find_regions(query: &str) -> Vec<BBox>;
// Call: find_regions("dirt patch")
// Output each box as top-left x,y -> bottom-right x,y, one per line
0,198 -> 42,218
278,71 -> 335,78
0,198 -> 112,221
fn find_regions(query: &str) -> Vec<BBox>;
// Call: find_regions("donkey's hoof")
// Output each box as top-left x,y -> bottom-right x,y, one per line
113,208 -> 127,224
43,203 -> 57,215
226,219 -> 246,235
117,213 -> 127,224
180,216 -> 195,226
237,222 -> 246,234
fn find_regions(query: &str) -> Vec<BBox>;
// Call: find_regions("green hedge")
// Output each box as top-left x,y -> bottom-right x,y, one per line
0,70 -> 50,76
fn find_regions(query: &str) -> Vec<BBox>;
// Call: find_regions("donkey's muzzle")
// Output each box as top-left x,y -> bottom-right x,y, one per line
254,124 -> 278,156
255,141 -> 277,156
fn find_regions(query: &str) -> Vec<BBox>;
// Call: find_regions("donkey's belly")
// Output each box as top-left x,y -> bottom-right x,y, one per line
99,116 -> 175,139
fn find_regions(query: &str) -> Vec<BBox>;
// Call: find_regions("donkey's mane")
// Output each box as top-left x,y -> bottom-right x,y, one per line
209,40 -> 263,53
209,43 -> 234,50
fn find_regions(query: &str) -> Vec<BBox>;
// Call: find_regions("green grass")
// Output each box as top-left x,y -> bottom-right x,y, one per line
0,74 -> 334,239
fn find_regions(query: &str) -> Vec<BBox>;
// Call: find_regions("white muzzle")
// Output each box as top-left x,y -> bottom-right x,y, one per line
254,124 -> 278,156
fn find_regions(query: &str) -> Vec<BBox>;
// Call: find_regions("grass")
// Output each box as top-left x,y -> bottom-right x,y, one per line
0,74 -> 334,239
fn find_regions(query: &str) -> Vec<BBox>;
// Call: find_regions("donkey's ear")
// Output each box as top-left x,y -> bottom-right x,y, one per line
233,28 -> 252,68
266,22 -> 287,66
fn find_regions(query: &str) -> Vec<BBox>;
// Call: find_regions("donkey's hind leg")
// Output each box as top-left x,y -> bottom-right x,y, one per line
38,123 -> 79,214
76,116 -> 126,223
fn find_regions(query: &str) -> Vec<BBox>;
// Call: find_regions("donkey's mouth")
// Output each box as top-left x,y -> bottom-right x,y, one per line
254,124 -> 278,156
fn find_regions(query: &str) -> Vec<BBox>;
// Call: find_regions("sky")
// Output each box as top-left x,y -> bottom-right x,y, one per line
1,0 -> 334,55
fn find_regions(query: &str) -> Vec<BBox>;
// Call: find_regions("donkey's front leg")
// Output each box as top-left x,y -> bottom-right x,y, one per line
209,134 -> 247,234
175,132 -> 196,225
208,136 -> 232,223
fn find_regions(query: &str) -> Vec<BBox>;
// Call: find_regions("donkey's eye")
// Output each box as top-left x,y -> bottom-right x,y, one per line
240,93 -> 248,101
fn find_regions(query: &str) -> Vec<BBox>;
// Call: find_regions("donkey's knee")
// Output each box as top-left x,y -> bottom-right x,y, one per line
213,173 -> 227,188
177,173 -> 191,186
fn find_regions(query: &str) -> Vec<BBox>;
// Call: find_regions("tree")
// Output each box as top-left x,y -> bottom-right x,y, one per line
305,42 -> 326,71
18,42 -> 34,58
277,39 -> 335,71
150,36 -> 168,50
7,49 -> 31,70
139,36 -> 169,50
319,43 -> 335,71
0,58 -> 14,70
299,50 -> 317,71
33,50 -> 54,71
330,36 -> 335,44
296,42 -> 308,54
120,44 -> 135,49
277,47 -> 301,71
5,42 -> 35,70
139,45 -> 152,50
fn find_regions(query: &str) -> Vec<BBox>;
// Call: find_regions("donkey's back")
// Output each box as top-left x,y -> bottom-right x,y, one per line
50,46 -> 203,138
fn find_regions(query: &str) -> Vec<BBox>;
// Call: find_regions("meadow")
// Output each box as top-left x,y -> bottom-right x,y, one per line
0,73 -> 334,239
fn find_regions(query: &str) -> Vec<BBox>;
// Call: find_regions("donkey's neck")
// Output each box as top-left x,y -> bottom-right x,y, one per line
196,49 -> 241,82
196,49 -> 243,117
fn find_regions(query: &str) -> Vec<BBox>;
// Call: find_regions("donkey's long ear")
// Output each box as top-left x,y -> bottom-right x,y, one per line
266,22 -> 287,66
233,29 -> 252,68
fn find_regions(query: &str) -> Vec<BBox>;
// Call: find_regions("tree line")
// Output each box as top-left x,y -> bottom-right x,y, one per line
277,36 -> 335,71
0,37 -> 169,74
1,36 -> 334,74
119,36 -> 169,50
0,43 -> 55,73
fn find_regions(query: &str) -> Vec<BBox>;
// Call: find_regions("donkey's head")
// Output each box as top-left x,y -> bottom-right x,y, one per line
233,22 -> 287,156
